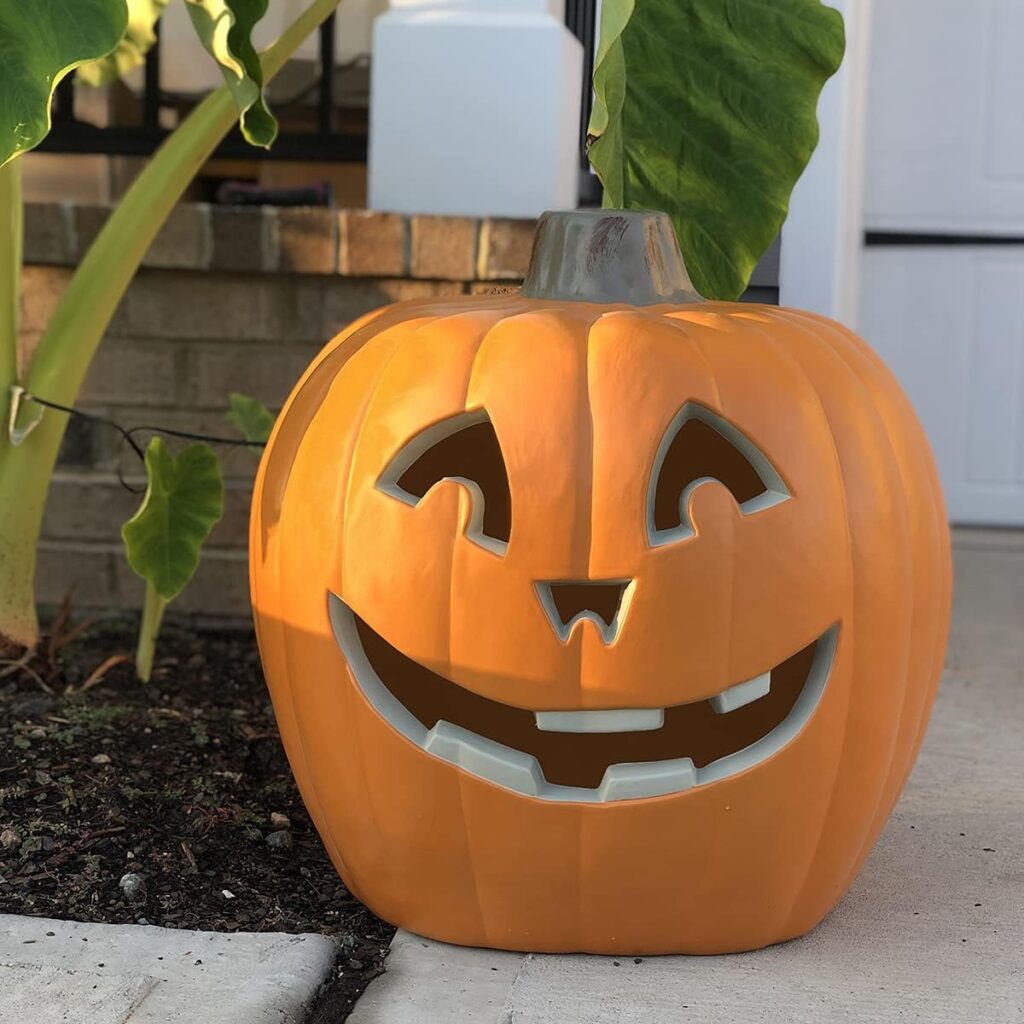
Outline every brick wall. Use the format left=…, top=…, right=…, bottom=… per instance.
left=21, top=202, right=779, bottom=622
left=21, top=203, right=538, bottom=621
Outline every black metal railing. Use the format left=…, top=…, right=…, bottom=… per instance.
left=41, top=5, right=601, bottom=191
left=566, top=0, right=601, bottom=204
left=40, top=14, right=366, bottom=163
left=565, top=0, right=598, bottom=171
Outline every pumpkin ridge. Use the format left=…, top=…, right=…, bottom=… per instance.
left=713, top=307, right=864, bottom=935
left=679, top=323, right=739, bottom=693
left=760, top=307, right=921, bottom=931
left=806, top=318, right=929, bottom=905
left=778, top=308, right=948, bottom=861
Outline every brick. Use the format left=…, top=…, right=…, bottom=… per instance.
left=477, top=217, right=536, bottom=280
left=171, top=549, right=251, bottom=616
left=80, top=339, right=182, bottom=406
left=72, top=204, right=111, bottom=259
left=261, top=273, right=327, bottom=342
left=18, top=329, right=41, bottom=371
left=322, top=277, right=464, bottom=337
left=83, top=404, right=265, bottom=481
left=19, top=265, right=71, bottom=332
left=36, top=541, right=120, bottom=610
left=410, top=215, right=478, bottom=281
left=188, top=342, right=319, bottom=409
left=211, top=481, right=255, bottom=548
left=114, top=270, right=322, bottom=343
left=339, top=210, right=406, bottom=277
left=210, top=206, right=272, bottom=272
left=23, top=203, right=73, bottom=264
left=70, top=202, right=210, bottom=268
left=277, top=207, right=337, bottom=274
left=468, top=281, right=520, bottom=296
left=43, top=472, right=253, bottom=549
left=144, top=203, right=211, bottom=269
left=55, top=411, right=102, bottom=468
left=114, top=547, right=251, bottom=616
left=43, top=472, right=137, bottom=542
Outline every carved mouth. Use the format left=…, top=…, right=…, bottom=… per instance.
left=329, top=593, right=838, bottom=803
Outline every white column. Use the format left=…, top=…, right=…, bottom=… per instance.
left=368, top=0, right=584, bottom=218
left=779, top=0, right=873, bottom=326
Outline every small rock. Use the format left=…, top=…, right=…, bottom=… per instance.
left=266, top=830, right=293, bottom=851
left=119, top=872, right=147, bottom=904
left=0, top=828, right=19, bottom=850
left=269, top=812, right=290, bottom=830
left=222, top=889, right=235, bottom=900
left=346, top=958, right=364, bottom=970
left=91, top=753, right=112, bottom=765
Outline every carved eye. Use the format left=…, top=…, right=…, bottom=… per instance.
left=377, top=410, right=511, bottom=555
left=647, top=403, right=789, bottom=546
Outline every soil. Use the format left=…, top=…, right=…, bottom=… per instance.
left=0, top=614, right=394, bottom=1021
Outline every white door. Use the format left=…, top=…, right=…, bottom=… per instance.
left=858, top=0, right=1024, bottom=525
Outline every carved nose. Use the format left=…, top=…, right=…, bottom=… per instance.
left=536, top=579, right=634, bottom=644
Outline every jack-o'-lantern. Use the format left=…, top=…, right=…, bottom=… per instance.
left=250, top=211, right=951, bottom=954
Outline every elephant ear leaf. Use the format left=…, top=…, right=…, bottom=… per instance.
left=226, top=392, right=275, bottom=444
left=185, top=0, right=277, bottom=148
left=77, top=0, right=170, bottom=88
left=589, top=0, right=845, bottom=301
left=122, top=437, right=225, bottom=603
left=0, top=0, right=128, bottom=167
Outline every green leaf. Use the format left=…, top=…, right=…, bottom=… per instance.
left=589, top=0, right=845, bottom=300
left=226, top=391, right=275, bottom=444
left=185, top=0, right=277, bottom=148
left=122, top=437, right=225, bottom=602
left=77, top=0, right=169, bottom=87
left=0, top=0, right=128, bottom=167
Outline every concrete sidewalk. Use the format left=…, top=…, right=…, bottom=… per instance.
left=0, top=915, right=336, bottom=1023
left=351, top=529, right=1024, bottom=1024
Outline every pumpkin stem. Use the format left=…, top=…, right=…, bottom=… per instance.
left=520, top=210, right=703, bottom=306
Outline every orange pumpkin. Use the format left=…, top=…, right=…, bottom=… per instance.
left=250, top=211, right=951, bottom=954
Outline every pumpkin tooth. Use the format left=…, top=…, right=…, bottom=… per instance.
left=534, top=709, right=665, bottom=734
left=424, top=720, right=546, bottom=798
left=598, top=758, right=697, bottom=801
left=709, top=672, right=771, bottom=714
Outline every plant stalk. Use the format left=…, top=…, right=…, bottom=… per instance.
left=0, top=158, right=31, bottom=647
left=0, top=0, right=341, bottom=647
left=135, top=581, right=167, bottom=682
left=0, top=157, right=20, bottom=387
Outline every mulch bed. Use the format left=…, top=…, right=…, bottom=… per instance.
left=0, top=613, right=394, bottom=1021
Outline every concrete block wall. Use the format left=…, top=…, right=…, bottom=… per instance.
left=20, top=203, right=538, bottom=620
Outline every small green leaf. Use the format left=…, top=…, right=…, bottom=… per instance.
left=77, top=0, right=170, bottom=88
left=0, top=0, right=128, bottom=167
left=589, top=0, right=845, bottom=300
left=122, top=437, right=225, bottom=602
left=185, top=0, right=277, bottom=148
left=226, top=391, right=275, bottom=444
